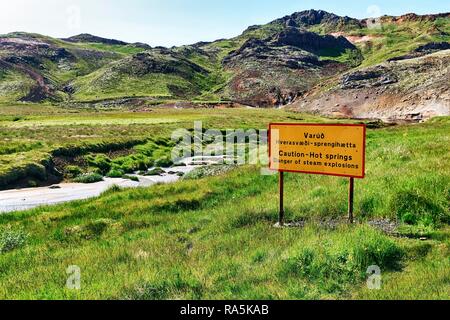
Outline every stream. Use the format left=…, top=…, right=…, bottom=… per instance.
left=0, top=156, right=230, bottom=213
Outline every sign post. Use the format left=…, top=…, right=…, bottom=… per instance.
left=269, top=123, right=366, bottom=224
left=348, top=177, right=355, bottom=223
left=279, top=171, right=285, bottom=226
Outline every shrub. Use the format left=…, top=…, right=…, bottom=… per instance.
left=28, top=163, right=47, bottom=180
left=135, top=141, right=158, bottom=156
left=118, top=161, right=135, bottom=173
left=27, top=180, right=38, bottom=188
left=279, top=227, right=404, bottom=293
left=63, top=219, right=113, bottom=241
left=65, top=165, right=83, bottom=178
left=112, top=154, right=153, bottom=173
left=173, top=162, right=187, bottom=167
left=391, top=190, right=445, bottom=226
left=146, top=167, right=165, bottom=176
left=122, top=175, right=139, bottom=182
left=73, top=173, right=103, bottom=184
left=87, top=166, right=103, bottom=175
left=106, top=169, right=125, bottom=178
left=155, top=157, right=173, bottom=168
left=135, top=157, right=153, bottom=171
left=121, top=274, right=203, bottom=300
left=0, top=227, right=28, bottom=253
left=346, top=49, right=363, bottom=67
left=101, top=184, right=122, bottom=196
left=85, top=154, right=112, bottom=175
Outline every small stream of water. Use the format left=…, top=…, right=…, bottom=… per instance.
left=0, top=156, right=230, bottom=213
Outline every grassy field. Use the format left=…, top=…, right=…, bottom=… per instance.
left=0, top=105, right=328, bottom=188
left=0, top=105, right=449, bottom=299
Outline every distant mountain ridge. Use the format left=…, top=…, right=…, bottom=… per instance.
left=0, top=9, right=449, bottom=120
left=269, top=9, right=363, bottom=31
left=62, top=33, right=129, bottom=45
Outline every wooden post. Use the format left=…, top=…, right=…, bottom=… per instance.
left=348, top=177, right=354, bottom=223
left=279, top=171, right=285, bottom=226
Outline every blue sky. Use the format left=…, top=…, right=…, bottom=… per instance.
left=0, top=0, right=449, bottom=46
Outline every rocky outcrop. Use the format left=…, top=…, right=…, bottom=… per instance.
left=223, top=38, right=321, bottom=68
left=388, top=42, right=450, bottom=61
left=63, top=33, right=128, bottom=45
left=291, top=50, right=450, bottom=121
left=341, top=66, right=398, bottom=89
left=222, top=27, right=355, bottom=107
left=273, top=28, right=355, bottom=53
left=379, top=12, right=450, bottom=24
left=415, top=42, right=450, bottom=53
left=271, top=9, right=363, bottom=31
left=130, top=42, right=152, bottom=50
left=0, top=36, right=75, bottom=65
left=224, top=27, right=355, bottom=68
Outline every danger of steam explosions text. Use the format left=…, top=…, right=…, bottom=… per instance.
left=269, top=123, right=366, bottom=178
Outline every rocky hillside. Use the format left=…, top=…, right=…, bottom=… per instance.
left=0, top=10, right=449, bottom=120
left=71, top=48, right=212, bottom=101
left=292, top=49, right=450, bottom=121
left=0, top=32, right=145, bottom=103
left=220, top=28, right=355, bottom=106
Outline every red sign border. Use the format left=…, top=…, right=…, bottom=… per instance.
left=268, top=123, right=366, bottom=179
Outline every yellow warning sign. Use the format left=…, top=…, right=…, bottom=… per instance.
left=269, top=123, right=366, bottom=178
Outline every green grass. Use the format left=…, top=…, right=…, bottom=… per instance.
left=72, top=72, right=190, bottom=101
left=353, top=18, right=450, bottom=67
left=0, top=162, right=447, bottom=299
left=73, top=172, right=103, bottom=183
left=353, top=230, right=450, bottom=299
left=0, top=106, right=448, bottom=299
left=0, top=70, right=35, bottom=103
left=76, top=43, right=146, bottom=56
left=0, top=226, right=28, bottom=253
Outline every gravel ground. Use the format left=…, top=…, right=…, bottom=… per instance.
left=274, top=217, right=400, bottom=236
